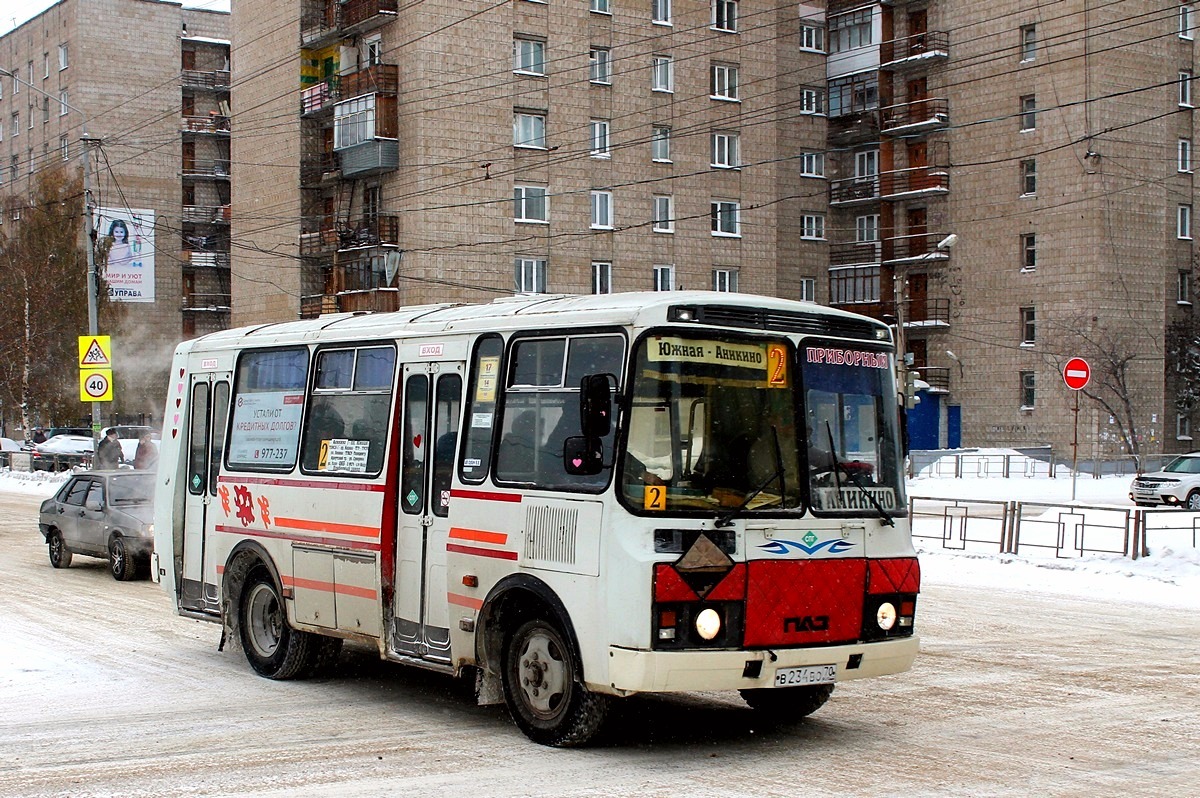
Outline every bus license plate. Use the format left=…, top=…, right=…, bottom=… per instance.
left=774, top=664, right=837, bottom=687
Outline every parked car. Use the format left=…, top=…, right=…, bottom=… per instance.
left=1, top=437, right=22, bottom=452
left=30, top=434, right=94, bottom=471
left=1129, top=453, right=1200, bottom=508
left=46, top=427, right=93, bottom=440
left=38, top=470, right=156, bottom=580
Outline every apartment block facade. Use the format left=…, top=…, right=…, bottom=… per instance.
left=231, top=0, right=1196, bottom=458
left=0, top=0, right=230, bottom=419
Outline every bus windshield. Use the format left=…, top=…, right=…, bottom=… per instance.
left=619, top=333, right=905, bottom=519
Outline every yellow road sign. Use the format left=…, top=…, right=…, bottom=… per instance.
left=78, top=336, right=112, bottom=367
left=80, top=368, right=114, bottom=402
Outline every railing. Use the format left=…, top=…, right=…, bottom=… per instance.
left=300, top=153, right=340, bottom=186
left=299, top=227, right=340, bottom=256
left=181, top=115, right=231, bottom=134
left=182, top=205, right=231, bottom=224
left=182, top=293, right=232, bottom=312
left=338, top=215, right=399, bottom=248
left=883, top=231, right=954, bottom=262
left=918, top=365, right=951, bottom=391
left=880, top=166, right=949, bottom=199
left=181, top=159, right=231, bottom=179
left=183, top=250, right=231, bottom=269
left=300, top=293, right=339, bottom=318
left=337, top=258, right=389, bottom=291
left=181, top=69, right=231, bottom=91
left=341, top=63, right=398, bottom=97
left=830, top=241, right=882, bottom=267
left=829, top=177, right=879, bottom=205
left=880, top=30, right=950, bottom=66
left=342, top=0, right=398, bottom=29
left=901, top=297, right=951, bottom=326
left=880, top=97, right=949, bottom=133
left=337, top=288, right=401, bottom=314
left=910, top=497, right=1011, bottom=553
left=301, top=80, right=336, bottom=114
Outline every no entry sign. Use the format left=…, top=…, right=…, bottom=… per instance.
left=1063, top=357, right=1091, bottom=391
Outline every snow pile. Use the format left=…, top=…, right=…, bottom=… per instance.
left=0, top=468, right=69, bottom=496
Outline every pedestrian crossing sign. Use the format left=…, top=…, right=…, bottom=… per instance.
left=78, top=336, right=112, bottom=367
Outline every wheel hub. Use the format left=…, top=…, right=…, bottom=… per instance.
left=518, top=633, right=567, bottom=717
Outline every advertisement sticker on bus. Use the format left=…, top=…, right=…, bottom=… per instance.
left=475, top=356, right=500, bottom=402
left=228, top=392, right=304, bottom=466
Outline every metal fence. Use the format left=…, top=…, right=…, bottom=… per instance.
left=909, top=449, right=1173, bottom=479
left=911, top=496, right=1197, bottom=558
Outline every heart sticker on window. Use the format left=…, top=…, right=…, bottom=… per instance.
left=572, top=458, right=583, bottom=468
left=413, top=434, right=422, bottom=449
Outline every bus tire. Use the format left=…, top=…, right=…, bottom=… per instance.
left=501, top=617, right=609, bottom=747
left=238, top=567, right=317, bottom=680
left=740, top=683, right=834, bottom=720
left=48, top=531, right=72, bottom=569
left=109, top=535, right=138, bottom=582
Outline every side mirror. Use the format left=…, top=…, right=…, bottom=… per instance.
left=579, top=374, right=613, bottom=439
left=86, top=499, right=103, bottom=512
left=563, top=436, right=604, bottom=476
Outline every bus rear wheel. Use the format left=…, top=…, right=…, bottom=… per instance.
left=501, top=617, right=609, bottom=747
left=740, top=684, right=834, bottom=721
left=239, top=568, right=324, bottom=680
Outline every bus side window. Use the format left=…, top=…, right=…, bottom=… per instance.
left=400, top=374, right=429, bottom=514
left=299, top=345, right=395, bottom=477
left=432, top=374, right=462, bottom=518
left=459, top=335, right=503, bottom=484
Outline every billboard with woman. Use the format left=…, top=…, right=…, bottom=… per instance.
left=95, top=206, right=155, bottom=303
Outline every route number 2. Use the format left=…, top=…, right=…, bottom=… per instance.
left=644, top=485, right=666, bottom=511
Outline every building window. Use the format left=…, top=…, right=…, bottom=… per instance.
left=58, top=91, right=68, bottom=116
left=364, top=35, right=383, bottom=65
left=652, top=125, right=671, bottom=162
left=856, top=214, right=879, bottom=242
left=801, top=152, right=824, bottom=177
left=1020, top=306, right=1036, bottom=344
left=1020, top=95, right=1037, bottom=130
left=60, top=135, right=68, bottom=161
left=592, top=261, right=613, bottom=294
left=43, top=98, right=50, bottom=124
left=799, top=277, right=816, bottom=302
left=711, top=64, right=739, bottom=101
left=11, top=112, right=17, bottom=137
left=1021, top=233, right=1037, bottom=270
left=1182, top=3, right=1195, bottom=39
left=58, top=44, right=68, bottom=70
left=711, top=132, right=740, bottom=168
left=42, top=52, right=49, bottom=79
left=590, top=120, right=610, bottom=157
left=1180, top=270, right=1193, bottom=304
left=333, top=95, right=377, bottom=148
left=1021, top=159, right=1037, bottom=195
left=800, top=88, right=824, bottom=114
left=828, top=73, right=877, bottom=117
left=711, top=201, right=741, bottom=237
left=591, top=0, right=610, bottom=14
left=1178, top=413, right=1192, bottom=440
left=801, top=214, right=826, bottom=240
left=513, top=37, right=546, bottom=75
left=9, top=155, right=16, bottom=182
left=12, top=73, right=18, bottom=94
left=829, top=265, right=880, bottom=303
left=855, top=149, right=879, bottom=179
left=591, top=190, right=613, bottom=229
left=800, top=24, right=825, bottom=52
left=1019, top=24, right=1037, bottom=61
left=1181, top=139, right=1193, bottom=172
left=1182, top=71, right=1194, bottom=107
left=1180, top=204, right=1193, bottom=239
left=712, top=268, right=738, bottom=292
left=1020, top=372, right=1036, bottom=409
left=653, top=264, right=675, bottom=291
left=712, top=0, right=738, bottom=32
left=652, top=55, right=673, bottom=92
left=514, top=111, right=547, bottom=149
left=515, top=257, right=547, bottom=293
left=589, top=48, right=611, bottom=84
left=828, top=9, right=872, bottom=53
left=653, top=194, right=674, bottom=232
left=513, top=185, right=549, bottom=223
left=27, top=105, right=33, bottom=129
left=653, top=0, right=671, bottom=25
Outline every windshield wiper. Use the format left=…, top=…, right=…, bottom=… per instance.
left=824, top=421, right=894, bottom=527
left=715, top=427, right=784, bottom=528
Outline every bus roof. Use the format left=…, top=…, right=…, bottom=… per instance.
left=183, top=292, right=891, bottom=351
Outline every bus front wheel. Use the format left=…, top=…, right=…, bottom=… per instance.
left=239, top=568, right=321, bottom=680
left=740, top=683, right=834, bottom=720
left=501, top=617, right=609, bottom=747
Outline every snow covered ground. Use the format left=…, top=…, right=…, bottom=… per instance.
left=7, top=454, right=1199, bottom=612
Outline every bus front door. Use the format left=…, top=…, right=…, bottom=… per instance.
left=394, top=362, right=464, bottom=664
left=180, top=373, right=231, bottom=614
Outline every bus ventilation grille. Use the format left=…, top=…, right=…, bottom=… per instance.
left=524, top=505, right=579, bottom=565
left=690, top=305, right=884, bottom=340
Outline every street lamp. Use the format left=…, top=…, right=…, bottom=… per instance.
left=0, top=68, right=102, bottom=440
left=895, top=233, right=957, bottom=405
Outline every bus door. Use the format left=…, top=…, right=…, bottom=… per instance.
left=180, top=372, right=231, bottom=614
left=393, top=361, right=464, bottom=664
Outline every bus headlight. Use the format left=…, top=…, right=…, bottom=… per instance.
left=876, top=602, right=897, bottom=631
left=695, top=608, right=721, bottom=640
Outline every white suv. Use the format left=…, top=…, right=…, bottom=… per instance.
left=1130, top=453, right=1200, bottom=508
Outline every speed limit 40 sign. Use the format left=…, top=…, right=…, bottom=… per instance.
left=79, top=368, right=114, bottom=402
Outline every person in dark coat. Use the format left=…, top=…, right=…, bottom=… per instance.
left=133, top=432, right=158, bottom=471
left=94, top=428, right=124, bottom=470
left=32, top=428, right=47, bottom=444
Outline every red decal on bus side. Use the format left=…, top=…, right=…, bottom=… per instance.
left=281, top=575, right=377, bottom=600
left=449, top=527, right=508, bottom=545
left=214, top=524, right=381, bottom=552
left=274, top=516, right=380, bottom=539
left=217, top=475, right=386, bottom=492
left=447, top=592, right=484, bottom=610
left=446, top=543, right=519, bottom=561
left=449, top=488, right=523, bottom=503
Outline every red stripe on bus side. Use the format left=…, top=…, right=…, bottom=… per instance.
left=214, top=525, right=380, bottom=552
left=274, top=516, right=379, bottom=539
left=446, top=543, right=519, bottom=561
left=217, top=475, right=386, bottom=492
left=449, top=527, right=508, bottom=545
left=449, top=488, right=523, bottom=503
left=447, top=592, right=484, bottom=610
left=281, top=575, right=377, bottom=600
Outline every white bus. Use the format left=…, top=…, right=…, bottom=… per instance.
left=153, top=291, right=920, bottom=746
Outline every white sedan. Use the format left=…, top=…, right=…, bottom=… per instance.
left=30, top=435, right=94, bottom=471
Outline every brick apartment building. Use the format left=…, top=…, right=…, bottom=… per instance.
left=0, top=0, right=230, bottom=420
left=231, top=0, right=1195, bottom=458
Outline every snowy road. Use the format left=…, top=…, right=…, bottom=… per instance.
left=2, top=490, right=1198, bottom=797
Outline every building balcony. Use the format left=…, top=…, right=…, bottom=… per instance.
left=342, top=63, right=398, bottom=98
left=300, top=152, right=340, bottom=187
left=338, top=138, right=399, bottom=178
left=182, top=115, right=231, bottom=135
left=890, top=297, right=951, bottom=328
left=300, top=226, right=340, bottom=256
left=337, top=215, right=399, bottom=250
left=301, top=80, right=337, bottom=115
left=829, top=177, right=879, bottom=206
left=880, top=31, right=950, bottom=70
left=302, top=0, right=398, bottom=45
left=879, top=166, right=949, bottom=201
left=830, top=241, right=882, bottom=268
left=182, top=293, right=231, bottom=312
left=182, top=159, right=231, bottom=180
left=182, top=69, right=231, bottom=91
left=883, top=232, right=954, bottom=264
left=182, top=205, right=231, bottom=224
left=183, top=250, right=231, bottom=269
left=880, top=97, right=949, bottom=135
left=341, top=0, right=398, bottom=36
left=300, top=1, right=339, bottom=47
left=915, top=365, right=951, bottom=393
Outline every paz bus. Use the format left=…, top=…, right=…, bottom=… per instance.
left=152, top=291, right=919, bottom=746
